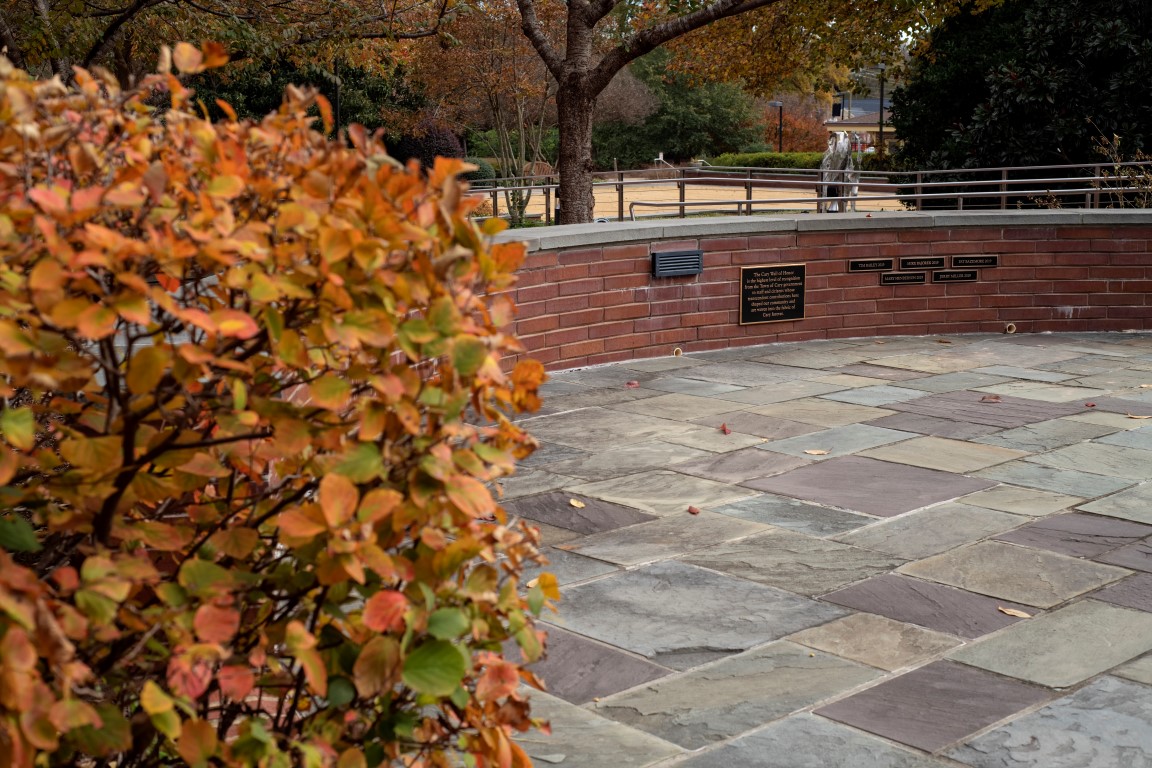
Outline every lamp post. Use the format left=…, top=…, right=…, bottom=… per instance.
left=877, top=64, right=886, bottom=159
left=768, top=100, right=783, bottom=154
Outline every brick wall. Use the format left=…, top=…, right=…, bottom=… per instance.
left=501, top=212, right=1152, bottom=370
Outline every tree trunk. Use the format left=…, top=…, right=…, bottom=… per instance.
left=556, top=87, right=597, bottom=224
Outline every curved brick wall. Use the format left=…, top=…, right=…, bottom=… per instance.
left=498, top=210, right=1152, bottom=370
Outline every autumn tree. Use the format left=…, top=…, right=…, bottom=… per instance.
left=0, top=44, right=552, bottom=768
left=515, top=0, right=990, bottom=222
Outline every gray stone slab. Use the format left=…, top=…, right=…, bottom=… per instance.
left=518, top=441, right=591, bottom=469
left=619, top=356, right=705, bottom=373
left=532, top=386, right=659, bottom=416
left=682, top=529, right=906, bottom=596
left=902, top=372, right=1017, bottom=393
left=834, top=363, right=935, bottom=381
left=789, top=613, right=960, bottom=671
left=521, top=547, right=619, bottom=586
left=1095, top=540, right=1152, bottom=572
left=975, top=461, right=1135, bottom=499
left=899, top=540, right=1129, bottom=608
left=821, top=385, right=931, bottom=407
left=822, top=574, right=1035, bottom=639
left=868, top=353, right=981, bottom=374
left=503, top=492, right=658, bottom=534
left=757, top=348, right=874, bottom=369
left=711, top=494, right=873, bottom=537
left=506, top=626, right=671, bottom=705
left=1079, top=483, right=1152, bottom=524
left=860, top=436, right=1026, bottom=473
left=563, top=511, right=769, bottom=566
left=749, top=456, right=995, bottom=517
left=567, top=470, right=759, bottom=517
left=959, top=485, right=1084, bottom=517
left=947, top=676, right=1152, bottom=768
left=949, top=600, right=1152, bottom=688
left=498, top=469, right=581, bottom=499
left=1114, top=655, right=1152, bottom=685
left=1097, top=424, right=1152, bottom=450
left=817, top=660, right=1052, bottom=752
left=1067, top=410, right=1152, bottom=430
left=1072, top=394, right=1152, bottom=414
left=993, top=513, right=1152, bottom=558
left=670, top=447, right=810, bottom=484
left=544, top=440, right=713, bottom=481
left=1070, top=369, right=1152, bottom=389
left=836, top=504, right=1028, bottom=560
left=659, top=426, right=766, bottom=452
left=639, top=377, right=746, bottom=397
left=545, top=561, right=847, bottom=670
left=517, top=690, right=681, bottom=768
left=592, top=641, right=879, bottom=750
left=689, top=411, right=823, bottom=440
left=972, top=365, right=1076, bottom=382
left=1025, top=441, right=1152, bottom=480
left=759, top=424, right=917, bottom=460
left=748, top=398, right=896, bottom=427
left=713, top=379, right=847, bottom=405
left=674, top=713, right=953, bottom=768
left=887, top=390, right=1084, bottom=428
left=864, top=412, right=1004, bottom=440
left=974, top=418, right=1118, bottom=452
left=609, top=392, right=750, bottom=420
left=550, top=366, right=663, bottom=388
left=1090, top=572, right=1152, bottom=612
left=524, top=407, right=690, bottom=450
left=678, top=361, right=794, bottom=387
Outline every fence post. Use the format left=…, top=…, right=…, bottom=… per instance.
left=617, top=172, right=625, bottom=221
left=745, top=170, right=753, bottom=215
left=544, top=181, right=552, bottom=225
left=679, top=168, right=686, bottom=218
left=915, top=172, right=923, bottom=211
left=490, top=188, right=499, bottom=220
left=1000, top=169, right=1008, bottom=210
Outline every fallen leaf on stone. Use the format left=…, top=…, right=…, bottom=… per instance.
left=555, top=544, right=576, bottom=551
left=804, top=449, right=830, bottom=455
left=569, top=498, right=586, bottom=508
left=997, top=606, right=1032, bottom=618
left=534, top=755, right=567, bottom=765
left=1128, top=413, right=1152, bottom=420
left=979, top=394, right=1002, bottom=403
left=1141, top=384, right=1152, bottom=388
left=874, top=340, right=887, bottom=344
left=687, top=506, right=701, bottom=515
left=625, top=380, right=640, bottom=388
left=719, top=423, right=732, bottom=435
left=937, top=339, right=953, bottom=344
left=1085, top=402, right=1096, bottom=408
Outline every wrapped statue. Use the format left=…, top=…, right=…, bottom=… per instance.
left=817, top=131, right=859, bottom=213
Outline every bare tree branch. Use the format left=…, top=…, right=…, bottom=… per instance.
left=515, top=0, right=563, bottom=79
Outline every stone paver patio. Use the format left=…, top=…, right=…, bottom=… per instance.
left=505, top=332, right=1152, bottom=767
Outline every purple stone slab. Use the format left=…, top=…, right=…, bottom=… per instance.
left=749, top=456, right=994, bottom=517
left=1097, top=540, right=1152, bottom=572
left=821, top=573, right=1034, bottom=639
left=886, top=391, right=1084, bottom=428
left=1092, top=573, right=1152, bottom=612
left=503, top=491, right=656, bottom=535
left=690, top=411, right=823, bottom=440
left=504, top=625, right=672, bottom=704
left=994, top=513, right=1152, bottom=558
left=815, top=661, right=1051, bottom=753
left=864, top=412, right=1003, bottom=440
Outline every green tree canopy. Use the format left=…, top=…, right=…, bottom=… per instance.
left=891, top=0, right=1152, bottom=169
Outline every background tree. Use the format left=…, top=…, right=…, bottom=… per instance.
left=892, top=0, right=1152, bottom=169
left=0, top=45, right=551, bottom=768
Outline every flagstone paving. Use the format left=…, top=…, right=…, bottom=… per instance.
left=504, top=333, right=1152, bottom=766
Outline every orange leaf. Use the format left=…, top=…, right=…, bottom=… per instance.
left=200, top=42, right=230, bottom=69
left=278, top=506, right=327, bottom=539
left=193, top=604, right=240, bottom=644
left=172, top=42, right=204, bottom=74
left=997, top=606, right=1032, bottom=618
left=476, top=660, right=520, bottom=703
left=177, top=718, right=218, bottom=766
left=446, top=475, right=495, bottom=518
left=76, top=304, right=118, bottom=340
left=979, top=394, right=1002, bottom=403
left=167, top=655, right=212, bottom=700
left=210, top=309, right=260, bottom=339
left=687, top=506, right=701, bottom=515
left=362, top=591, right=408, bottom=633
left=319, top=473, right=358, bottom=528
left=217, top=665, right=254, bottom=700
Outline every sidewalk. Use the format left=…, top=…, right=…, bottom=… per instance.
left=506, top=332, right=1152, bottom=768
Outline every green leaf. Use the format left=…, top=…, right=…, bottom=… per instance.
left=178, top=559, right=233, bottom=597
left=1, top=407, right=35, bottom=450
left=334, top=443, right=384, bottom=483
left=401, top=640, right=469, bottom=696
left=451, top=336, right=488, bottom=378
left=426, top=608, right=469, bottom=640
left=0, top=515, right=40, bottom=553
left=326, top=676, right=356, bottom=708
left=71, top=704, right=131, bottom=756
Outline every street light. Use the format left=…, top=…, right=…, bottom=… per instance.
left=767, top=100, right=783, bottom=154
left=876, top=64, right=887, bottom=159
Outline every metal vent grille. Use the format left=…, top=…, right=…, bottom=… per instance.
left=652, top=250, right=704, bottom=278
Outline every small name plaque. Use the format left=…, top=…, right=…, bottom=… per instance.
left=900, top=257, right=946, bottom=271
left=933, top=270, right=979, bottom=283
left=881, top=272, right=926, bottom=285
left=849, top=258, right=895, bottom=272
left=739, top=264, right=806, bottom=325
left=952, top=255, right=999, bottom=268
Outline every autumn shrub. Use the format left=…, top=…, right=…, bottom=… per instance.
left=0, top=43, right=553, bottom=768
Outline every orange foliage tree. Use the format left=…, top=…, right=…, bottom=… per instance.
left=0, top=43, right=551, bottom=768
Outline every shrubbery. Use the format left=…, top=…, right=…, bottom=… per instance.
left=711, top=152, right=826, bottom=169
left=0, top=44, right=551, bottom=768
left=462, top=158, right=498, bottom=185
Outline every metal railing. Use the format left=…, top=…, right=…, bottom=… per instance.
left=467, top=161, right=1152, bottom=224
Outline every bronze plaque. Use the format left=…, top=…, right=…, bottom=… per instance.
left=933, top=270, right=979, bottom=283
left=740, top=264, right=806, bottom=325
left=849, top=258, right=895, bottom=272
left=881, top=272, right=926, bottom=285
left=953, top=255, right=999, bottom=268
left=899, top=257, right=946, bottom=271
